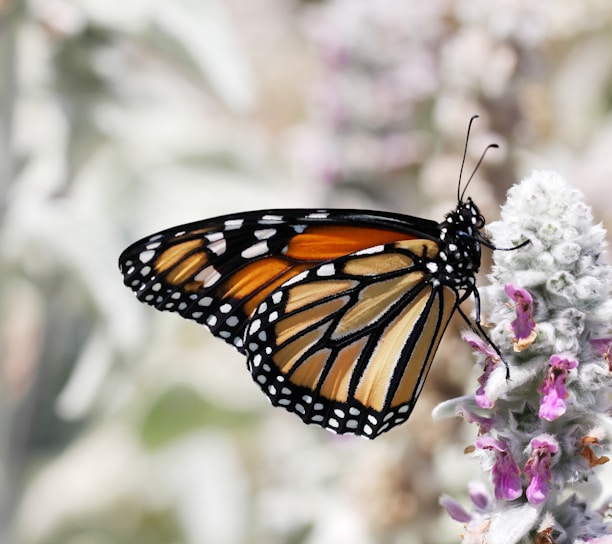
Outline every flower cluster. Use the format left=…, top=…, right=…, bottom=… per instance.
left=437, top=171, right=612, bottom=543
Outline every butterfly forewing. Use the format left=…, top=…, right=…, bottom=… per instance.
left=243, top=240, right=459, bottom=438
left=119, top=209, right=439, bottom=352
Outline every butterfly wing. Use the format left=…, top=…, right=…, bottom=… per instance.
left=243, top=239, right=459, bottom=438
left=119, top=209, right=441, bottom=353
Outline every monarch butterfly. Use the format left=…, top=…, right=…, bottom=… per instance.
left=119, top=117, right=516, bottom=438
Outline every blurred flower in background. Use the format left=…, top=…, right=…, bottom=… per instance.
left=1, top=1, right=612, bottom=543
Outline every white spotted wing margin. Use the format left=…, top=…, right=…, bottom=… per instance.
left=243, top=240, right=459, bottom=439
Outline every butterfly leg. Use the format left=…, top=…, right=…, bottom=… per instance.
left=456, top=302, right=511, bottom=380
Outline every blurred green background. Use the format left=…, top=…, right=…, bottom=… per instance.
left=2, top=1, right=612, bottom=543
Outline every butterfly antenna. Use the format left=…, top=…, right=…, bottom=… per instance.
left=459, top=143, right=499, bottom=202
left=458, top=114, right=480, bottom=202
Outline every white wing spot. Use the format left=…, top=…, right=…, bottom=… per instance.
left=271, top=292, right=283, bottom=304
left=194, top=266, right=221, bottom=287
left=317, top=264, right=335, bottom=277
left=285, top=271, right=308, bottom=286
left=205, top=232, right=224, bottom=242
left=208, top=239, right=226, bottom=256
left=241, top=241, right=268, bottom=259
left=139, top=250, right=155, bottom=263
left=306, top=212, right=329, bottom=219
left=206, top=315, right=217, bottom=327
left=199, top=297, right=213, bottom=306
left=140, top=266, right=151, bottom=276
left=249, top=319, right=261, bottom=335
left=261, top=214, right=283, bottom=222
left=255, top=228, right=276, bottom=240
left=224, top=219, right=244, bottom=230
left=220, top=303, right=232, bottom=313
left=354, top=245, right=385, bottom=256
left=226, top=316, right=239, bottom=327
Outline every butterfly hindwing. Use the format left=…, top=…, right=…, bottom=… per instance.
left=243, top=239, right=459, bottom=438
left=119, top=209, right=440, bottom=352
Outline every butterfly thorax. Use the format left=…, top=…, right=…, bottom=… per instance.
left=432, top=197, right=485, bottom=291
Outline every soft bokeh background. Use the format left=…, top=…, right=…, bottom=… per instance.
left=2, top=1, right=612, bottom=543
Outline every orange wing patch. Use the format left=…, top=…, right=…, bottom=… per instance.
left=283, top=225, right=416, bottom=260
left=220, top=257, right=312, bottom=316
left=155, top=239, right=205, bottom=274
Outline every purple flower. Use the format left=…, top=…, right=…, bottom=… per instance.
left=440, top=495, right=472, bottom=523
left=467, top=481, right=492, bottom=511
left=463, top=332, right=499, bottom=409
left=524, top=435, right=559, bottom=505
left=475, top=436, right=522, bottom=501
left=538, top=353, right=578, bottom=421
left=458, top=406, right=495, bottom=435
left=440, top=482, right=493, bottom=524
left=504, top=284, right=537, bottom=351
